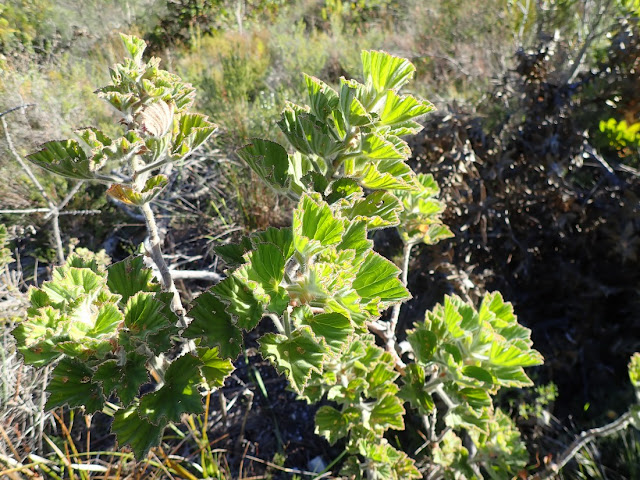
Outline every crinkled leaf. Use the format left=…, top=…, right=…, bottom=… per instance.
left=399, top=363, right=435, bottom=414
left=360, top=133, right=405, bottom=160
left=315, top=406, right=353, bottom=445
left=361, top=50, right=416, bottom=93
left=252, top=226, right=294, bottom=261
left=107, top=256, right=159, bottom=305
left=106, top=175, right=168, bottom=206
left=27, top=140, right=95, bottom=180
left=139, top=354, right=204, bottom=424
left=184, top=292, right=243, bottom=358
left=46, top=358, right=104, bottom=412
left=94, top=352, right=149, bottom=405
left=293, top=307, right=353, bottom=354
left=380, top=91, right=434, bottom=128
left=237, top=139, right=291, bottom=192
left=293, top=194, right=344, bottom=258
left=353, top=251, right=409, bottom=306
left=122, top=292, right=174, bottom=342
left=112, top=404, right=166, bottom=459
left=278, top=104, right=343, bottom=158
left=305, top=74, right=339, bottom=122
left=120, top=33, right=146, bottom=64
left=259, top=326, right=327, bottom=393
left=407, top=327, right=437, bottom=364
left=347, top=191, right=401, bottom=230
left=171, top=113, right=217, bottom=158
left=326, top=178, right=363, bottom=204
left=358, top=157, right=418, bottom=191
left=629, top=353, right=640, bottom=390
left=198, top=347, right=234, bottom=389
left=211, top=276, right=264, bottom=330
left=370, top=394, right=405, bottom=432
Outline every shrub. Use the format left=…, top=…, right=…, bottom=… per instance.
left=9, top=34, right=640, bottom=479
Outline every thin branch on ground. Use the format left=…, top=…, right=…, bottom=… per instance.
left=529, top=409, right=634, bottom=479
left=2, top=111, right=66, bottom=263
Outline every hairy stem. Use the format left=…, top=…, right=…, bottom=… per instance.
left=140, top=202, right=185, bottom=325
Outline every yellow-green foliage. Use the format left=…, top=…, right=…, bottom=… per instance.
left=599, top=118, right=640, bottom=154
left=0, top=0, right=53, bottom=56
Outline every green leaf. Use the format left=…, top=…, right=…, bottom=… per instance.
left=237, top=139, right=291, bottom=192
left=358, top=157, right=418, bottom=191
left=339, top=78, right=374, bottom=127
left=629, top=353, right=640, bottom=390
left=293, top=194, right=344, bottom=258
left=184, top=292, right=243, bottom=358
left=259, top=326, right=327, bottom=393
left=380, top=91, right=434, bottom=128
left=27, top=140, right=95, bottom=180
left=107, top=256, right=159, bottom=305
left=252, top=227, right=294, bottom=261
left=120, top=33, right=147, bottom=64
left=46, top=358, right=104, bottom=412
left=305, top=74, right=339, bottom=122
left=112, top=404, right=166, bottom=459
left=344, top=438, right=421, bottom=480
left=122, top=292, right=174, bottom=342
left=462, top=365, right=495, bottom=385
left=370, top=394, right=405, bottom=432
left=278, top=104, right=343, bottom=159
left=361, top=50, right=416, bottom=93
left=347, top=191, right=401, bottom=230
left=198, top=347, right=234, bottom=389
left=294, top=307, right=354, bottom=354
left=399, top=364, right=435, bottom=414
left=353, top=251, right=409, bottom=306
left=94, top=352, right=149, bottom=405
left=315, top=406, right=353, bottom=444
left=106, top=175, right=168, bottom=206
left=211, top=276, right=265, bottom=330
left=361, top=133, right=405, bottom=160
left=457, top=387, right=493, bottom=410
left=326, top=178, right=363, bottom=204
left=407, top=327, right=437, bottom=364
left=247, top=242, right=286, bottom=286
left=337, top=220, right=372, bottom=265
left=139, top=354, right=204, bottom=424
left=171, top=113, right=217, bottom=158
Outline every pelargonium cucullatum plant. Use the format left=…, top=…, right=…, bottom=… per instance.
left=12, top=34, right=640, bottom=479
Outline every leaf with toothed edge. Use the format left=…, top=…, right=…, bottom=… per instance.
left=46, top=358, right=104, bottom=412
left=27, top=140, right=95, bottom=180
left=138, top=354, right=204, bottom=425
left=259, top=327, right=327, bottom=394
left=112, top=404, right=167, bottom=459
left=107, top=256, right=159, bottom=305
left=184, top=292, right=243, bottom=358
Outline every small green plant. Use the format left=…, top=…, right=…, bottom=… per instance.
left=10, top=35, right=640, bottom=479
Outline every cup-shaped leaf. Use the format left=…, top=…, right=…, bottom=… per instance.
left=28, top=140, right=95, bottom=180
left=106, top=175, right=168, bottom=206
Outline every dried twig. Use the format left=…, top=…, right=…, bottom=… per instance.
left=528, top=409, right=634, bottom=479
left=1, top=111, right=65, bottom=263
